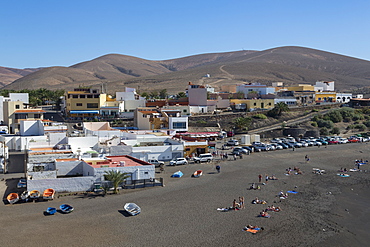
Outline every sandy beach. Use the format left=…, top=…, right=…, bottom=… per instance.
left=1, top=142, right=369, bottom=247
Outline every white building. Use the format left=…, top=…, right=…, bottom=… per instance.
left=336, top=93, right=352, bottom=103
left=315, top=81, right=335, bottom=92
left=237, top=83, right=276, bottom=98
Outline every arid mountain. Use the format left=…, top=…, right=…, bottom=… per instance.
left=4, top=46, right=370, bottom=93
left=0, top=67, right=40, bottom=87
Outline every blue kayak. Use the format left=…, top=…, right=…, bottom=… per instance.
left=46, top=207, right=57, bottom=215
left=60, top=204, right=74, bottom=213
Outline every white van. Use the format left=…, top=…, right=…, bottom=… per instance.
left=193, top=153, right=213, bottom=163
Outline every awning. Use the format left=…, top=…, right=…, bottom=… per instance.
left=70, top=110, right=99, bottom=114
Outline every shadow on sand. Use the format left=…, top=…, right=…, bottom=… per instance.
left=118, top=209, right=132, bottom=217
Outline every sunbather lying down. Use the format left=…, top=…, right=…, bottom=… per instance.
left=259, top=211, right=270, bottom=217
left=251, top=197, right=267, bottom=204
left=243, top=225, right=264, bottom=233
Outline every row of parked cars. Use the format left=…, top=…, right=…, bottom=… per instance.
left=230, top=135, right=367, bottom=154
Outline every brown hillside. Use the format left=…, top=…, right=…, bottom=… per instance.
left=0, top=67, right=39, bottom=87
left=4, top=46, right=370, bottom=93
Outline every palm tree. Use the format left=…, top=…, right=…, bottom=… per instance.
left=274, top=102, right=290, bottom=116
left=103, top=170, right=130, bottom=194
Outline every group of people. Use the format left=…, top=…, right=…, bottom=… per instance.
left=251, top=197, right=267, bottom=204
left=232, top=197, right=245, bottom=210
left=286, top=166, right=303, bottom=175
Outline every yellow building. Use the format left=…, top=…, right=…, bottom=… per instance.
left=3, top=100, right=45, bottom=134
left=286, top=84, right=315, bottom=91
left=230, top=99, right=274, bottom=111
left=65, top=88, right=107, bottom=118
left=315, top=91, right=337, bottom=103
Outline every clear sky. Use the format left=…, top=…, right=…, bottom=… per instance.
left=1, top=0, right=370, bottom=68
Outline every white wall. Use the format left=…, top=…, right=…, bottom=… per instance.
left=68, top=136, right=99, bottom=153
left=9, top=93, right=29, bottom=104
left=20, top=120, right=45, bottom=136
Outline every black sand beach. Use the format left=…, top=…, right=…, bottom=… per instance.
left=1, top=143, right=369, bottom=247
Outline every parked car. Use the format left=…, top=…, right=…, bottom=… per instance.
left=348, top=138, right=359, bottom=143
left=233, top=147, right=248, bottom=154
left=241, top=146, right=254, bottom=153
left=148, top=159, right=165, bottom=167
left=226, top=139, right=239, bottom=146
left=193, top=153, right=213, bottom=163
left=17, top=178, right=27, bottom=189
left=169, top=158, right=188, bottom=166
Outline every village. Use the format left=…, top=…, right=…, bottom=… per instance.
left=0, top=80, right=368, bottom=201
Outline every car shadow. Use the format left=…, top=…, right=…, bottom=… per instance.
left=118, top=209, right=131, bottom=217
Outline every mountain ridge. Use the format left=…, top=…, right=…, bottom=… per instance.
left=3, top=46, right=370, bottom=93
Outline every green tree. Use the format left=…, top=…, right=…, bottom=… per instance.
left=233, top=117, right=252, bottom=130
left=103, top=170, right=130, bottom=194
left=268, top=102, right=289, bottom=117
left=159, top=89, right=167, bottom=99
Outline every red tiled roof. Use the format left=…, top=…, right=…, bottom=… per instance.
left=15, top=109, right=45, bottom=113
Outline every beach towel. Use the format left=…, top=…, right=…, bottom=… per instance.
left=242, top=227, right=262, bottom=233
left=287, top=190, right=298, bottom=194
left=337, top=174, right=350, bottom=177
left=217, top=207, right=230, bottom=212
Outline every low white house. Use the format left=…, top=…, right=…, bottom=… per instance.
left=26, top=155, right=155, bottom=193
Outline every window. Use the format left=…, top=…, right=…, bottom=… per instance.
left=76, top=103, right=82, bottom=106
left=87, top=103, right=98, bottom=108
left=72, top=95, right=78, bottom=98
left=15, top=105, right=20, bottom=109
left=33, top=114, right=41, bottom=118
left=80, top=95, right=85, bottom=98
left=87, top=95, right=93, bottom=98
left=173, top=122, right=186, bottom=129
left=15, top=114, right=27, bottom=119
left=94, top=95, right=99, bottom=98
left=253, top=102, right=257, bottom=106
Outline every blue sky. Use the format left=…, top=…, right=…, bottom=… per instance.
left=1, top=0, right=370, bottom=68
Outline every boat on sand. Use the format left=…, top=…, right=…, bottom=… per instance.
left=192, top=170, right=203, bottom=178
left=29, top=190, right=40, bottom=199
left=7, top=193, right=19, bottom=204
left=124, top=203, right=141, bottom=216
left=45, top=207, right=57, bottom=215
left=43, top=188, right=55, bottom=200
left=60, top=204, right=74, bottom=213
left=20, top=191, right=30, bottom=201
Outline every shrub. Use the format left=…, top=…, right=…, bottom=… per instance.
left=317, top=119, right=334, bottom=129
left=354, top=124, right=367, bottom=131
left=364, top=120, right=370, bottom=127
left=325, top=110, right=343, bottom=123
left=320, top=127, right=329, bottom=135
left=352, top=114, right=365, bottom=121
left=311, top=121, right=318, bottom=127
left=331, top=127, right=340, bottom=135
left=311, top=109, right=319, bottom=112
left=253, top=114, right=267, bottom=119
left=338, top=107, right=355, bottom=119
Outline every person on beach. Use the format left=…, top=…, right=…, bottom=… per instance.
left=265, top=174, right=268, bottom=183
left=239, top=196, right=245, bottom=209
left=216, top=165, right=221, bottom=173
left=258, top=174, right=262, bottom=182
left=305, top=155, right=308, bottom=161
left=306, top=156, right=310, bottom=163
left=232, top=199, right=239, bottom=210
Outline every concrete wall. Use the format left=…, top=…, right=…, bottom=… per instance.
left=27, top=176, right=97, bottom=193
left=56, top=160, right=85, bottom=176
